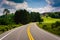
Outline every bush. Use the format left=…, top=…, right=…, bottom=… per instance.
left=51, top=21, right=60, bottom=29
left=0, top=24, right=21, bottom=34
left=42, top=25, right=47, bottom=30
left=51, top=23, right=56, bottom=29
left=55, top=21, right=60, bottom=26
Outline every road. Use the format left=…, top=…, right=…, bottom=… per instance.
left=0, top=23, right=60, bottom=40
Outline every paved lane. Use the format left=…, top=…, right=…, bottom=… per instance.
left=0, top=23, right=60, bottom=40
left=27, top=25, right=34, bottom=40
left=0, top=25, right=29, bottom=40
left=30, top=23, right=60, bottom=40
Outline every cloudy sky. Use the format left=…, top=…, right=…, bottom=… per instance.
left=0, top=0, right=60, bottom=15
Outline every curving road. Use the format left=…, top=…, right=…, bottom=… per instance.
left=0, top=23, right=60, bottom=40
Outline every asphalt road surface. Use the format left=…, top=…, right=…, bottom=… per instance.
left=0, top=23, right=60, bottom=40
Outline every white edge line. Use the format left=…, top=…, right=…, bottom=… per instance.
left=35, top=23, right=60, bottom=40
left=0, top=30, right=15, bottom=40
left=0, top=26, right=24, bottom=40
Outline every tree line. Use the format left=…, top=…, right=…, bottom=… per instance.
left=43, top=12, right=60, bottom=18
left=1, top=9, right=60, bottom=25
left=0, top=9, right=43, bottom=25
left=14, top=9, right=43, bottom=24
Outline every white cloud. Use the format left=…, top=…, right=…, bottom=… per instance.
left=0, top=8, right=16, bottom=15
left=29, top=0, right=59, bottom=13
left=52, top=7, right=60, bottom=12
left=1, top=0, right=54, bottom=14
left=45, top=0, right=60, bottom=12
left=0, top=0, right=28, bottom=15
left=4, top=1, right=28, bottom=9
left=0, top=0, right=60, bottom=15
left=0, top=8, right=4, bottom=15
left=26, top=5, right=54, bottom=13
left=0, top=0, right=6, bottom=8
left=46, top=0, right=55, bottom=5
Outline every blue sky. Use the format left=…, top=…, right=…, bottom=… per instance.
left=7, top=0, right=24, bottom=3
left=6, top=0, right=48, bottom=8
left=50, top=0, right=60, bottom=7
left=26, top=0, right=48, bottom=8
left=0, top=0, right=60, bottom=15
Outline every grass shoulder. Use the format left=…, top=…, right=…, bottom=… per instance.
left=37, top=22, right=60, bottom=36
left=0, top=24, right=22, bottom=35
left=37, top=17, right=60, bottom=36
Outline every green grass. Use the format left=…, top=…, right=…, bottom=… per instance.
left=0, top=24, right=22, bottom=34
left=37, top=17, right=60, bottom=36
left=42, top=17, right=60, bottom=23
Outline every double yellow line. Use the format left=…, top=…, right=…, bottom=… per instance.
left=27, top=26, right=34, bottom=40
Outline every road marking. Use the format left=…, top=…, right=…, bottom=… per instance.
left=0, top=26, right=23, bottom=40
left=27, top=26, right=34, bottom=40
left=0, top=30, right=15, bottom=40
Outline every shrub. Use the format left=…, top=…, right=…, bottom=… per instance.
left=42, top=25, right=47, bottom=30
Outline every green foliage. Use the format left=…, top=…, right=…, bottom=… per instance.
left=37, top=14, right=60, bottom=36
left=42, top=16, right=60, bottom=23
left=0, top=14, right=15, bottom=25
left=51, top=21, right=60, bottom=29
left=30, top=12, right=43, bottom=22
left=14, top=9, right=43, bottom=24
left=44, top=12, right=60, bottom=18
left=0, top=24, right=22, bottom=34
left=14, top=9, right=30, bottom=24
left=0, top=9, right=43, bottom=34
left=37, top=21, right=60, bottom=36
left=42, top=25, right=47, bottom=30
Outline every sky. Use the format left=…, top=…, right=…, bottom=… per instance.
left=0, top=0, right=60, bottom=15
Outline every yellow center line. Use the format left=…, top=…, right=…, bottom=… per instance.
left=27, top=26, right=34, bottom=40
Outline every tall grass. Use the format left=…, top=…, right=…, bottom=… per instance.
left=0, top=24, right=22, bottom=34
